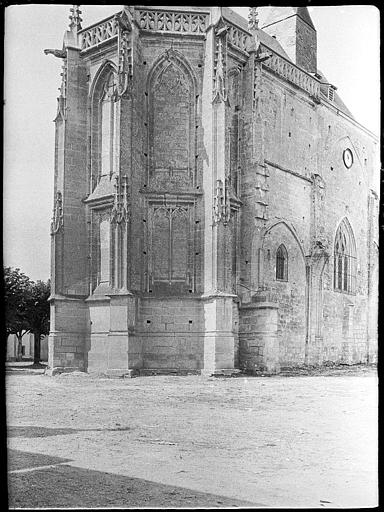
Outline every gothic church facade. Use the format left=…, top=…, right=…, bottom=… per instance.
left=47, top=6, right=379, bottom=375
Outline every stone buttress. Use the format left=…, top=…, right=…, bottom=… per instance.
left=47, top=6, right=379, bottom=375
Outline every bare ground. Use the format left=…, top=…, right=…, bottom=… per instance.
left=6, top=364, right=378, bottom=508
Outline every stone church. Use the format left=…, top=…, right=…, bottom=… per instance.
left=46, top=5, right=379, bottom=376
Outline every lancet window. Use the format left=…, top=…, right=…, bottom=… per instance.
left=100, top=72, right=116, bottom=177
left=276, top=244, right=288, bottom=281
left=228, top=69, right=241, bottom=195
left=334, top=219, right=356, bottom=293
left=147, top=53, right=196, bottom=187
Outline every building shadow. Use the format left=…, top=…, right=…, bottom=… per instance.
left=7, top=425, right=133, bottom=439
left=7, top=449, right=261, bottom=508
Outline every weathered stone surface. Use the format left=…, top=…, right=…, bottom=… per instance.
left=48, top=6, right=379, bottom=376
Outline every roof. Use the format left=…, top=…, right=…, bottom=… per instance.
left=295, top=7, right=315, bottom=29
left=221, top=7, right=292, bottom=61
left=261, top=7, right=315, bottom=31
left=317, top=69, right=355, bottom=119
left=256, top=29, right=291, bottom=61
left=221, top=6, right=249, bottom=31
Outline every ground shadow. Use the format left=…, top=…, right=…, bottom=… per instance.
left=7, top=448, right=73, bottom=472
left=7, top=425, right=132, bottom=438
left=7, top=449, right=261, bottom=508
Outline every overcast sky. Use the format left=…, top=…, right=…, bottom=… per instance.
left=3, top=5, right=380, bottom=282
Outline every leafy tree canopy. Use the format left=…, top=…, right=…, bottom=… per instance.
left=4, top=267, right=50, bottom=361
left=28, top=279, right=51, bottom=337
left=4, top=267, right=33, bottom=338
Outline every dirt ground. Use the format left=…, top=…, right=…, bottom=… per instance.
left=6, top=364, right=378, bottom=508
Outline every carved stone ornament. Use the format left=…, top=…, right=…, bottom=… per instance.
left=213, top=178, right=231, bottom=225
left=43, top=48, right=66, bottom=58
left=113, top=11, right=133, bottom=100
left=138, top=9, right=208, bottom=34
left=69, top=5, right=82, bottom=33
left=248, top=7, right=259, bottom=32
left=111, top=175, right=129, bottom=224
left=50, top=191, right=64, bottom=235
left=213, top=20, right=228, bottom=103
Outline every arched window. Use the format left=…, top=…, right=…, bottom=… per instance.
left=228, top=69, right=241, bottom=195
left=334, top=219, right=356, bottom=293
left=100, top=72, right=116, bottom=176
left=276, top=244, right=288, bottom=281
left=147, top=51, right=196, bottom=189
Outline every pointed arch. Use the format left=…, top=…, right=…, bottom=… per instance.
left=90, top=61, right=118, bottom=181
left=332, top=135, right=363, bottom=169
left=146, top=49, right=197, bottom=186
left=227, top=66, right=242, bottom=108
left=276, top=244, right=288, bottom=281
left=146, top=49, right=197, bottom=93
left=333, top=217, right=356, bottom=293
left=228, top=66, right=242, bottom=195
left=262, top=219, right=306, bottom=261
left=90, top=60, right=118, bottom=103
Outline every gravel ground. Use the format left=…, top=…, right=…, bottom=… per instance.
left=6, top=364, right=378, bottom=508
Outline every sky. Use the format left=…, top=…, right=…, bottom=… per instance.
left=3, top=5, right=380, bottom=282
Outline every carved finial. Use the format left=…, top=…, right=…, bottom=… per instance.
left=69, top=5, right=82, bottom=32
left=248, top=7, right=259, bottom=31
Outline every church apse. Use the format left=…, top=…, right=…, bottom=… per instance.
left=46, top=6, right=378, bottom=376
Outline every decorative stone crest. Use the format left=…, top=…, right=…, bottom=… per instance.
left=213, top=178, right=231, bottom=225
left=213, top=19, right=228, bottom=103
left=51, top=191, right=64, bottom=235
left=111, top=175, right=129, bottom=224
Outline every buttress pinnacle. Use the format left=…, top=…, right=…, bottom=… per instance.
left=69, top=5, right=82, bottom=32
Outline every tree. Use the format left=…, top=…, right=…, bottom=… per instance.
left=28, top=280, right=50, bottom=364
left=4, top=267, right=50, bottom=363
left=4, top=267, right=33, bottom=361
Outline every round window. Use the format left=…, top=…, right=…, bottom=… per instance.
left=343, top=148, right=353, bottom=169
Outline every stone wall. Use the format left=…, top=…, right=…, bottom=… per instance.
left=49, top=6, right=378, bottom=376
left=138, top=298, right=204, bottom=370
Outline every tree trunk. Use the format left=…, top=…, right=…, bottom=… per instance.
left=33, top=331, right=41, bottom=364
left=16, top=333, right=23, bottom=361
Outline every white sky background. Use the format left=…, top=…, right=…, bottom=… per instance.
left=3, top=5, right=380, bottom=282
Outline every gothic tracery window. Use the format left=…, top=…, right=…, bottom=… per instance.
left=150, top=206, right=190, bottom=290
left=334, top=219, right=356, bottom=293
left=276, top=244, right=288, bottom=281
left=100, top=72, right=116, bottom=177
left=228, top=69, right=241, bottom=195
left=150, top=62, right=192, bottom=177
